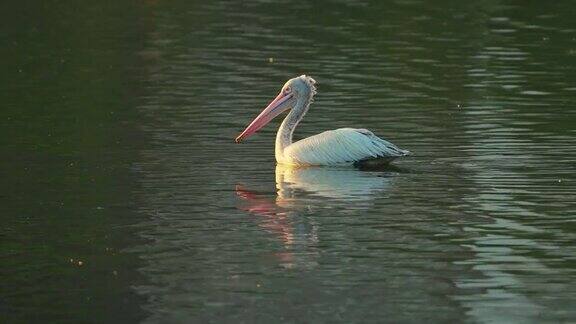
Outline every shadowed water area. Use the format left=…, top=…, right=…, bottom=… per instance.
left=1, top=0, right=576, bottom=323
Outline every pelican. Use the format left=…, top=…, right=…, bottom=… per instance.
left=235, top=75, right=410, bottom=166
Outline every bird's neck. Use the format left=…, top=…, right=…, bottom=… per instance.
left=275, top=95, right=312, bottom=163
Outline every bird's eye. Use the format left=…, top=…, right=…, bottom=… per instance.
left=284, top=87, right=291, bottom=93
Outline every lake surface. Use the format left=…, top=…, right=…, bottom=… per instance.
left=2, top=0, right=576, bottom=323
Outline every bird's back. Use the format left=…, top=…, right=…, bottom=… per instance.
left=282, top=128, right=409, bottom=166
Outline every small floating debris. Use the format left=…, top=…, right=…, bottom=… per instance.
left=69, top=258, right=84, bottom=266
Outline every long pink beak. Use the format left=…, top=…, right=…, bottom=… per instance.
left=235, top=91, right=293, bottom=143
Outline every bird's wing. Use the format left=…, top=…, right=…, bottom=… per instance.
left=284, top=128, right=409, bottom=166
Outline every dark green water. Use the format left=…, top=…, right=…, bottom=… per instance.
left=2, top=1, right=575, bottom=323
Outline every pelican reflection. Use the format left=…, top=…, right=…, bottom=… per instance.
left=236, top=165, right=399, bottom=270
left=275, top=164, right=396, bottom=202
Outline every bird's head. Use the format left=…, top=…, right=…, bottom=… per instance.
left=286, top=75, right=316, bottom=98
left=235, top=75, right=317, bottom=143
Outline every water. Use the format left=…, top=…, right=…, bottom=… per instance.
left=2, top=0, right=576, bottom=323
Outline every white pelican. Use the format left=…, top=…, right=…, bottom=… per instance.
left=235, top=75, right=410, bottom=166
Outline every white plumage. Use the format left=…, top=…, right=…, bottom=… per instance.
left=282, top=128, right=409, bottom=166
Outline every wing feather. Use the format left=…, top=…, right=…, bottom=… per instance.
left=284, top=128, right=409, bottom=166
